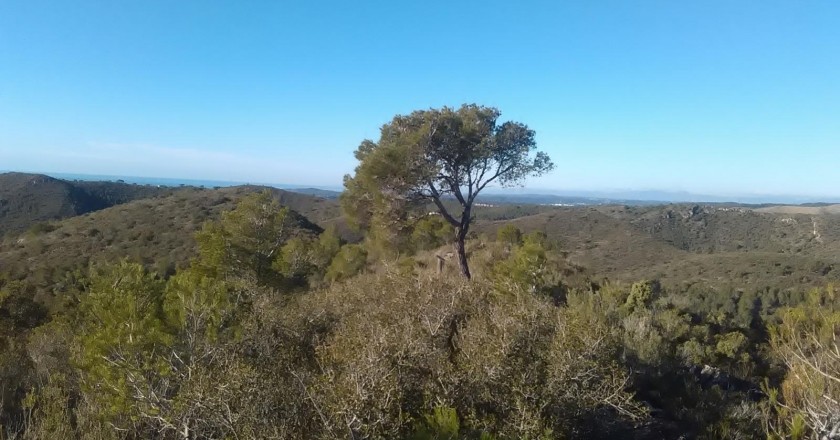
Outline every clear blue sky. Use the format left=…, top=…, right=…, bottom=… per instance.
left=1, top=1, right=839, bottom=198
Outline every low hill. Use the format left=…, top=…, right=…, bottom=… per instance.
left=474, top=203, right=840, bottom=291
left=284, top=187, right=342, bottom=199
left=0, top=185, right=341, bottom=307
left=6, top=174, right=839, bottom=304
left=753, top=204, right=840, bottom=215
left=0, top=172, right=175, bottom=237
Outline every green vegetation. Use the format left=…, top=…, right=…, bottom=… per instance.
left=342, top=104, right=553, bottom=279
left=0, top=185, right=346, bottom=311
left=1, top=120, right=840, bottom=437
left=0, top=173, right=174, bottom=238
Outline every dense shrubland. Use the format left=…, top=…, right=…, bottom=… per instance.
left=0, top=190, right=837, bottom=438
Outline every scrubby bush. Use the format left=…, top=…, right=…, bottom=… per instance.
left=8, top=185, right=840, bottom=439
left=765, top=285, right=840, bottom=439
left=412, top=215, right=454, bottom=251
left=496, top=224, right=522, bottom=246
left=286, top=271, right=645, bottom=439
left=325, top=244, right=367, bottom=282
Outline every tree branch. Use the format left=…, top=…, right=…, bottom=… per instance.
left=474, top=162, right=516, bottom=200
left=427, top=182, right=460, bottom=227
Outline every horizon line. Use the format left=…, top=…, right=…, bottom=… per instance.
left=2, top=169, right=839, bottom=205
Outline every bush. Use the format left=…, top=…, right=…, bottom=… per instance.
left=325, top=244, right=367, bottom=282
left=26, top=222, right=56, bottom=236
left=284, top=271, right=645, bottom=439
left=496, top=224, right=522, bottom=246
left=766, top=286, right=840, bottom=438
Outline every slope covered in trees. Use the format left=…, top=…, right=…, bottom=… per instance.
left=0, top=180, right=837, bottom=438
left=0, top=173, right=175, bottom=237
left=474, top=204, right=840, bottom=292
left=0, top=186, right=340, bottom=310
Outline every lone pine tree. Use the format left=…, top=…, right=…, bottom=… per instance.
left=342, top=104, right=553, bottom=279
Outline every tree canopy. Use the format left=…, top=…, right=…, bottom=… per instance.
left=342, top=104, right=554, bottom=278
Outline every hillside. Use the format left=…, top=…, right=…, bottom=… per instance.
left=0, top=172, right=174, bottom=237
left=754, top=203, right=840, bottom=215
left=285, top=187, right=342, bottom=199
left=5, top=174, right=840, bottom=304
left=3, top=181, right=840, bottom=439
left=475, top=203, right=840, bottom=291
left=0, top=185, right=340, bottom=306
left=6, top=172, right=839, bottom=300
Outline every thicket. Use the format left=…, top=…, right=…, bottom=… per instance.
left=0, top=192, right=837, bottom=439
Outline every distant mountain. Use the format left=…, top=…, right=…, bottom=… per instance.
left=476, top=193, right=663, bottom=206
left=286, top=187, right=342, bottom=199
left=0, top=172, right=175, bottom=237
left=481, top=188, right=840, bottom=205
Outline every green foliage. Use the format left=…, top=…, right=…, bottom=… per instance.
left=412, top=215, right=454, bottom=251
left=192, top=189, right=328, bottom=291
left=411, top=406, right=460, bottom=440
left=624, top=280, right=658, bottom=312
left=491, top=234, right=568, bottom=301
left=274, top=227, right=343, bottom=287
left=765, top=285, right=840, bottom=438
left=68, top=260, right=253, bottom=437
left=75, top=261, right=172, bottom=422
left=195, top=190, right=294, bottom=284
left=342, top=104, right=554, bottom=278
left=275, top=236, right=316, bottom=282
left=496, top=224, right=522, bottom=246
left=325, top=244, right=367, bottom=282
left=313, top=226, right=342, bottom=268
left=20, top=375, right=74, bottom=440
left=163, top=269, right=235, bottom=343
left=788, top=413, right=806, bottom=440
left=714, top=331, right=748, bottom=359
left=493, top=238, right=548, bottom=293
left=565, top=281, right=773, bottom=438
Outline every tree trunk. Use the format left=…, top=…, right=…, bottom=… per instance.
left=455, top=233, right=471, bottom=280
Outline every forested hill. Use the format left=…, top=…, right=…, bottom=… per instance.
left=0, top=172, right=175, bottom=237
left=0, top=185, right=340, bottom=308
left=3, top=178, right=840, bottom=437
left=4, top=174, right=840, bottom=304
left=476, top=203, right=840, bottom=291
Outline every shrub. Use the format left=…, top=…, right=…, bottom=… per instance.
left=284, top=271, right=644, bottom=439
left=325, top=244, right=367, bottom=282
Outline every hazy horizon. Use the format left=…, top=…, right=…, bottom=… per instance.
left=2, top=1, right=839, bottom=198
left=4, top=168, right=839, bottom=205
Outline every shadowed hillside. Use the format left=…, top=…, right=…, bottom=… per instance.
left=0, top=172, right=175, bottom=237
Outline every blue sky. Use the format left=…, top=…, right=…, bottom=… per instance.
left=1, top=1, right=839, bottom=198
